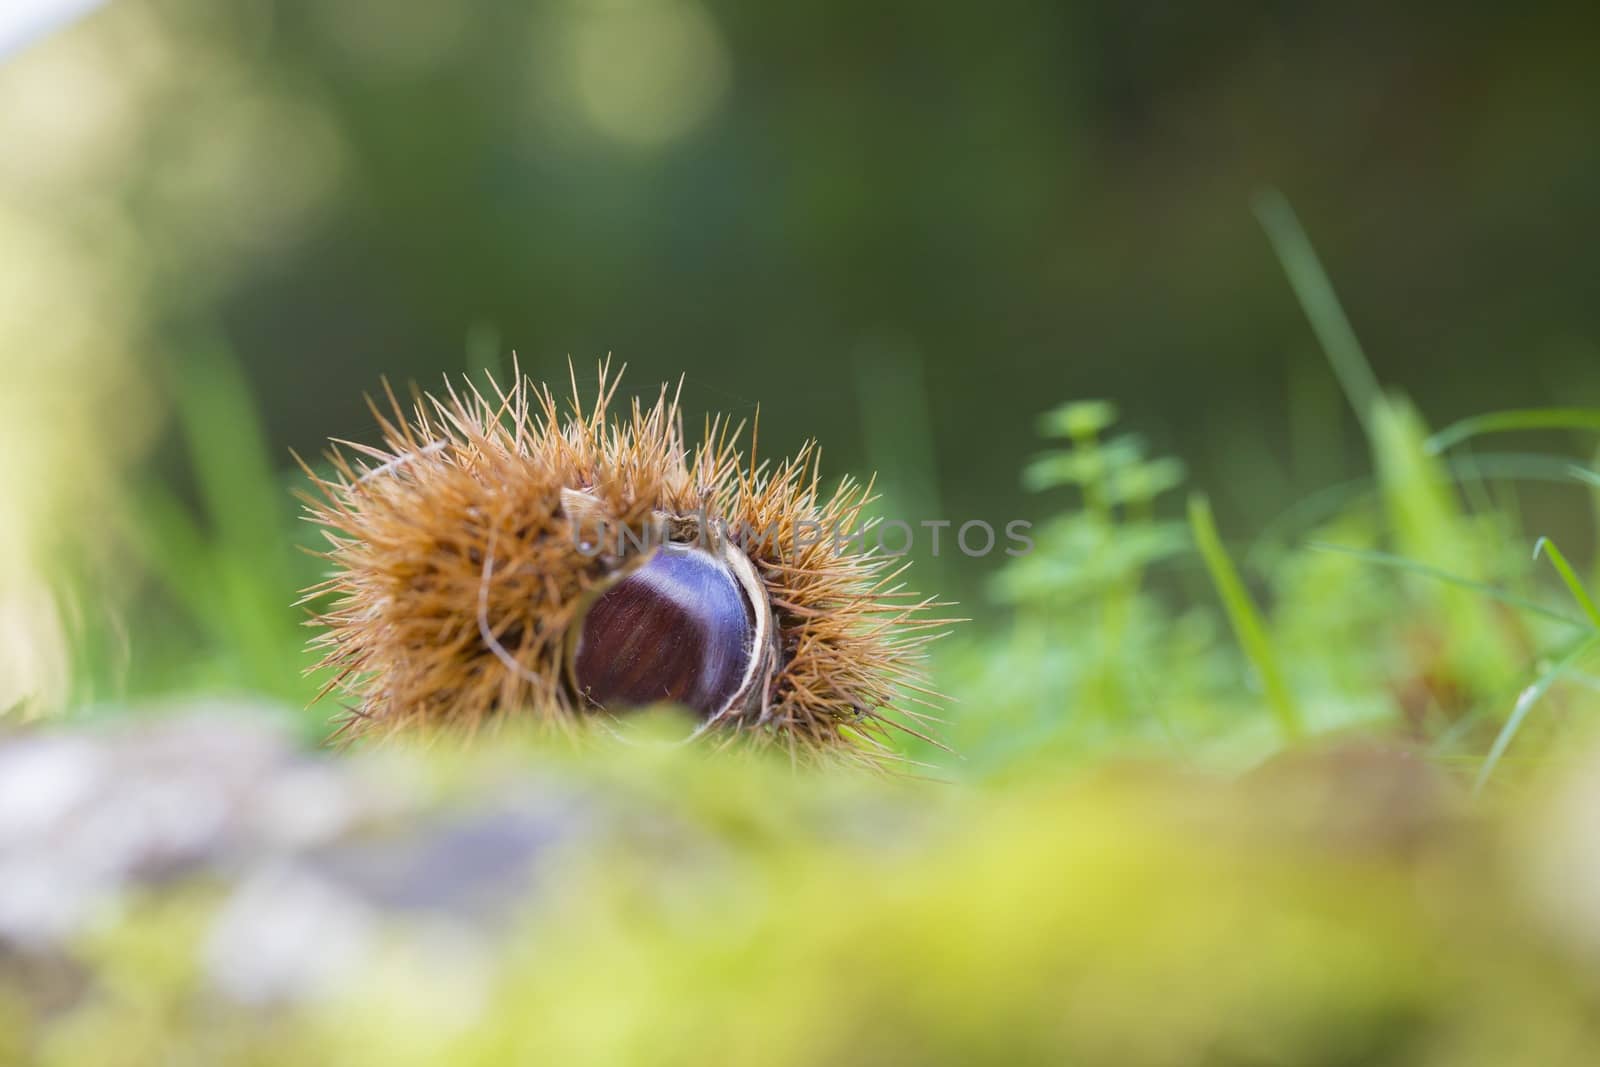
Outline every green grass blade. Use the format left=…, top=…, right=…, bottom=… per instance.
left=1248, top=453, right=1593, bottom=566
left=1188, top=493, right=1302, bottom=740
left=174, top=343, right=286, bottom=568
left=1253, top=188, right=1382, bottom=431
left=1533, top=537, right=1600, bottom=629
left=1474, top=635, right=1600, bottom=795
left=163, top=335, right=310, bottom=700
left=1308, top=542, right=1587, bottom=629
left=1427, top=408, right=1600, bottom=454
left=128, top=480, right=224, bottom=633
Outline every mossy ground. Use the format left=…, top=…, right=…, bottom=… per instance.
left=8, top=716, right=1600, bottom=1067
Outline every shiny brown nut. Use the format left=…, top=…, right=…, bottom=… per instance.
left=567, top=541, right=771, bottom=720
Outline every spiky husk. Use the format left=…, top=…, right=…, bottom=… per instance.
left=299, top=363, right=947, bottom=759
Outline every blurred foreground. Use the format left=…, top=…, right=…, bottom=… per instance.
left=4, top=707, right=1600, bottom=1065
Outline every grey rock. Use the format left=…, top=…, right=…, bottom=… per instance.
left=0, top=705, right=597, bottom=1010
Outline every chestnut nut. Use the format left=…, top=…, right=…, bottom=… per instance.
left=566, top=539, right=775, bottom=721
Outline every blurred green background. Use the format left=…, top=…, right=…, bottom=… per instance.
left=3, top=0, right=1598, bottom=721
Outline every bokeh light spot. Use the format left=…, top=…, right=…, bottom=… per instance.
left=563, top=0, right=731, bottom=148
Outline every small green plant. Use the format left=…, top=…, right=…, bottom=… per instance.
left=931, top=399, right=1237, bottom=775
left=927, top=194, right=1600, bottom=788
